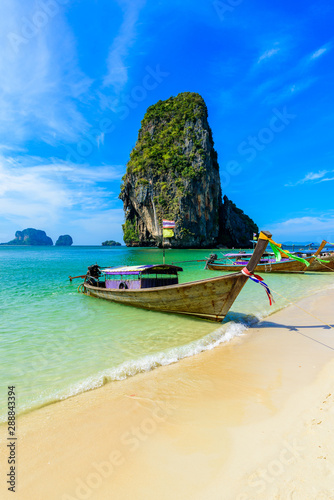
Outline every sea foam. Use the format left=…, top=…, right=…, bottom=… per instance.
left=0, top=315, right=260, bottom=422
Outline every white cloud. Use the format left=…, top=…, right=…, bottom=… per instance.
left=0, top=155, right=125, bottom=241
left=257, top=47, right=280, bottom=63
left=285, top=170, right=334, bottom=187
left=319, top=176, right=334, bottom=183
left=103, top=0, right=146, bottom=92
left=268, top=215, right=334, bottom=242
left=252, top=40, right=331, bottom=104
left=303, top=171, right=328, bottom=181
left=311, top=47, right=327, bottom=59
left=0, top=0, right=93, bottom=146
left=310, top=43, right=332, bottom=60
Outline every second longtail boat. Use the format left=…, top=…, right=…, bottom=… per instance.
left=206, top=238, right=334, bottom=273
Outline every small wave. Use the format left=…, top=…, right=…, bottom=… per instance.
left=0, top=315, right=260, bottom=423
left=61, top=316, right=261, bottom=395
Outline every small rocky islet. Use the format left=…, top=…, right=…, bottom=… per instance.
left=1, top=228, right=54, bottom=246
left=102, top=240, right=122, bottom=246
left=55, top=235, right=73, bottom=246
left=1, top=229, right=73, bottom=246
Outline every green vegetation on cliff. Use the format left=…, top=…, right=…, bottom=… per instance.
left=123, top=92, right=215, bottom=181
left=120, top=92, right=221, bottom=243
left=120, top=92, right=257, bottom=248
left=122, top=220, right=139, bottom=245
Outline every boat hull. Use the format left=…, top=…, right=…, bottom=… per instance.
left=308, top=255, right=334, bottom=271
left=83, top=272, right=248, bottom=322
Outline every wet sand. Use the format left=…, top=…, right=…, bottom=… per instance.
left=1, top=287, right=334, bottom=500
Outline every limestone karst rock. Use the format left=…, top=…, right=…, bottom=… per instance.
left=1, top=228, right=53, bottom=246
left=120, top=92, right=258, bottom=248
left=55, top=235, right=73, bottom=246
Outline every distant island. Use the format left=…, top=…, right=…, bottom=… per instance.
left=56, top=235, right=73, bottom=246
left=1, top=228, right=53, bottom=246
left=102, top=240, right=122, bottom=246
left=0, top=229, right=74, bottom=246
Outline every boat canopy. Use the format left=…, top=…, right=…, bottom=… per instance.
left=102, top=264, right=183, bottom=276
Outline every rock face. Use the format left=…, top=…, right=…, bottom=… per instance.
left=219, top=196, right=258, bottom=247
left=120, top=92, right=258, bottom=248
left=2, top=228, right=53, bottom=246
left=55, top=235, right=73, bottom=246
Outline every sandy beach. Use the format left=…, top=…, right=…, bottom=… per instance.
left=1, top=286, right=334, bottom=500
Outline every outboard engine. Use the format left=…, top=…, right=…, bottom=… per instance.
left=205, top=253, right=218, bottom=269
left=208, top=254, right=218, bottom=264
left=86, top=264, right=101, bottom=286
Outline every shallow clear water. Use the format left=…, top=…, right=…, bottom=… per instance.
left=1, top=245, right=334, bottom=420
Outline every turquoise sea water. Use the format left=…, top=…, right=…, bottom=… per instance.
left=1, top=245, right=334, bottom=421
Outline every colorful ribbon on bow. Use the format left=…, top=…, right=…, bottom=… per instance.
left=258, top=232, right=310, bottom=267
left=242, top=268, right=275, bottom=306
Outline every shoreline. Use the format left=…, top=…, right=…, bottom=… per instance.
left=0, top=280, right=328, bottom=424
left=1, top=287, right=334, bottom=499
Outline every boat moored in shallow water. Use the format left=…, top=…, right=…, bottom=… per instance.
left=77, top=231, right=273, bottom=321
left=206, top=240, right=334, bottom=273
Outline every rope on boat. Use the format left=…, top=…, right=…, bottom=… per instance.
left=77, top=283, right=86, bottom=293
left=314, top=260, right=334, bottom=272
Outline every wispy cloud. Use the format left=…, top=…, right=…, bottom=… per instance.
left=310, top=43, right=332, bottom=60
left=285, top=170, right=334, bottom=187
left=103, top=0, right=146, bottom=92
left=311, top=47, right=327, bottom=59
left=318, top=176, right=334, bottom=183
left=262, top=77, right=317, bottom=104
left=0, top=155, right=125, bottom=229
left=257, top=47, right=280, bottom=63
left=0, top=1, right=93, bottom=147
left=252, top=39, right=332, bottom=104
left=268, top=214, right=334, bottom=241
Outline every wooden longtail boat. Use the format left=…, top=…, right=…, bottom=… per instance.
left=206, top=240, right=333, bottom=273
left=78, top=231, right=272, bottom=321
left=304, top=252, right=334, bottom=272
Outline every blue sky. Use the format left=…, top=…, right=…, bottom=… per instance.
left=0, top=0, right=333, bottom=245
